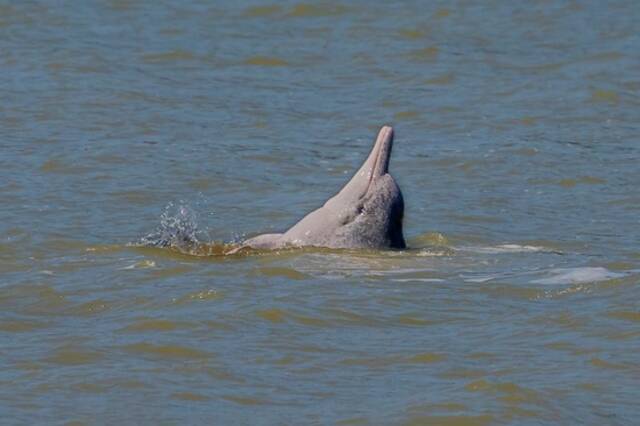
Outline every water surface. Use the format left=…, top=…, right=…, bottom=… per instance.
left=1, top=1, right=640, bottom=424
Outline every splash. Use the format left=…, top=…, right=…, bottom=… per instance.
left=137, top=202, right=206, bottom=250
left=135, top=202, right=245, bottom=256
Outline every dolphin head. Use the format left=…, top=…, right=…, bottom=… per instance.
left=322, top=125, right=406, bottom=248
left=247, top=125, right=406, bottom=250
left=327, top=125, right=395, bottom=207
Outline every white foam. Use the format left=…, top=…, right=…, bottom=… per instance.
left=121, top=260, right=157, bottom=270
left=531, top=267, right=624, bottom=285
left=463, top=274, right=500, bottom=283
left=416, top=249, right=452, bottom=257
left=459, top=244, right=553, bottom=254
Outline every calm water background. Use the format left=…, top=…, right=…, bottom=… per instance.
left=1, top=1, right=639, bottom=424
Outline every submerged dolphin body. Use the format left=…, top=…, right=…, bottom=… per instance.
left=243, top=126, right=406, bottom=250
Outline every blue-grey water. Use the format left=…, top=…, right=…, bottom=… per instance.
left=2, top=1, right=640, bottom=425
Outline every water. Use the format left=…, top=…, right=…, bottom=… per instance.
left=2, top=1, right=639, bottom=424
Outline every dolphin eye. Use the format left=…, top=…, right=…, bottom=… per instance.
left=338, top=205, right=364, bottom=226
left=339, top=211, right=353, bottom=225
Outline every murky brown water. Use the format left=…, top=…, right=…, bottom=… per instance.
left=2, top=1, right=639, bottom=424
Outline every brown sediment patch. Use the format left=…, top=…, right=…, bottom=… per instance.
left=256, top=308, right=287, bottom=323
left=172, top=392, right=209, bottom=401
left=410, top=46, right=439, bottom=62
left=46, top=347, right=104, bottom=365
left=141, top=50, right=195, bottom=63
left=122, top=318, right=195, bottom=332
left=589, top=89, right=618, bottom=104
left=243, top=5, right=282, bottom=17
left=287, top=3, right=348, bottom=18
left=221, top=395, right=270, bottom=405
left=394, top=111, right=420, bottom=120
left=402, top=414, right=493, bottom=426
left=244, top=56, right=288, bottom=67
left=607, top=310, right=640, bottom=322
left=123, top=342, right=210, bottom=359
left=0, top=320, right=47, bottom=332
left=425, top=73, right=455, bottom=85
left=251, top=266, right=308, bottom=280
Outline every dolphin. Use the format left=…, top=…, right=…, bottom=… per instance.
left=242, top=125, right=406, bottom=250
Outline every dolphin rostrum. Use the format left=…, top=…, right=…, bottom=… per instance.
left=242, top=125, right=406, bottom=250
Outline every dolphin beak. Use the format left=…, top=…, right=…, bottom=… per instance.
left=369, top=125, right=394, bottom=179
left=325, top=125, right=396, bottom=207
